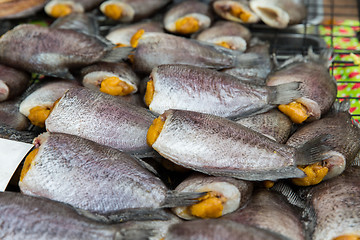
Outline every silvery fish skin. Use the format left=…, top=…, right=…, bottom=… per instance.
left=250, top=0, right=306, bottom=28
left=267, top=49, right=337, bottom=121
left=164, top=0, right=213, bottom=35
left=221, top=39, right=273, bottom=82
left=0, top=99, right=29, bottom=130
left=212, top=0, right=260, bottom=24
left=172, top=173, right=253, bottom=220
left=235, top=109, right=292, bottom=143
left=0, top=191, right=150, bottom=240
left=151, top=109, right=329, bottom=181
left=0, top=0, right=46, bottom=20
left=0, top=24, right=131, bottom=79
left=19, top=79, right=78, bottom=117
left=304, top=166, right=360, bottom=240
left=19, top=132, right=171, bottom=214
left=0, top=64, right=30, bottom=102
left=46, top=86, right=155, bottom=153
left=286, top=100, right=360, bottom=180
left=133, top=32, right=244, bottom=74
left=148, top=64, right=301, bottom=118
left=81, top=62, right=140, bottom=94
left=166, top=219, right=290, bottom=240
left=45, top=0, right=105, bottom=17
left=223, top=189, right=305, bottom=240
left=106, top=21, right=164, bottom=47
left=100, top=0, right=171, bottom=22
left=196, top=21, right=251, bottom=52
left=50, top=12, right=99, bottom=35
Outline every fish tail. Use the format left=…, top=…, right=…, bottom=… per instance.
left=234, top=52, right=270, bottom=68
left=294, top=134, right=333, bottom=166
left=267, top=82, right=302, bottom=105
left=271, top=181, right=306, bottom=209
left=160, top=191, right=207, bottom=208
left=331, top=99, right=351, bottom=113
left=101, top=46, right=134, bottom=63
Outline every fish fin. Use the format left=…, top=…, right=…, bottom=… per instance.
left=51, top=13, right=99, bottom=36
left=271, top=181, right=306, bottom=209
left=295, top=134, right=333, bottom=166
left=101, top=47, right=134, bottom=63
left=307, top=47, right=333, bottom=68
left=351, top=151, right=360, bottom=166
left=160, top=191, right=207, bottom=208
left=234, top=52, right=271, bottom=68
left=302, top=204, right=317, bottom=240
left=131, top=155, right=161, bottom=177
left=331, top=99, right=351, bottom=113
left=267, top=81, right=302, bottom=105
left=115, top=228, right=154, bottom=240
left=74, top=207, right=170, bottom=223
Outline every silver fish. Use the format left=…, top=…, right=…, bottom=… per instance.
left=0, top=191, right=151, bottom=240
left=132, top=32, right=263, bottom=74
left=0, top=64, right=30, bottom=102
left=45, top=0, right=105, bottom=18
left=0, top=0, right=46, bottom=20
left=146, top=64, right=301, bottom=118
left=19, top=132, right=204, bottom=215
left=250, top=0, right=307, bottom=29
left=212, top=0, right=260, bottom=24
left=224, top=188, right=305, bottom=240
left=106, top=21, right=164, bottom=47
left=148, top=109, right=331, bottom=181
left=286, top=100, right=360, bottom=181
left=45, top=86, right=156, bottom=153
left=303, top=166, right=360, bottom=240
left=235, top=109, right=293, bottom=143
left=196, top=20, right=251, bottom=52
left=0, top=24, right=132, bottom=79
left=165, top=219, right=290, bottom=240
left=266, top=48, right=337, bottom=122
left=172, top=173, right=253, bottom=220
left=100, top=0, right=171, bottom=22
left=164, top=0, right=213, bottom=35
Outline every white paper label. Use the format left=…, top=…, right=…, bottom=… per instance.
left=0, top=138, right=33, bottom=191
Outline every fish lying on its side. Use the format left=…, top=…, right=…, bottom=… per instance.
left=145, top=64, right=301, bottom=118
left=303, top=166, right=360, bottom=240
left=0, top=24, right=132, bottom=80
left=0, top=191, right=152, bottom=240
left=172, top=173, right=253, bottom=220
left=46, top=86, right=156, bottom=153
left=223, top=188, right=306, bottom=240
left=0, top=64, right=30, bottom=102
left=250, top=0, right=307, bottom=28
left=147, top=109, right=331, bottom=181
left=19, top=132, right=205, bottom=216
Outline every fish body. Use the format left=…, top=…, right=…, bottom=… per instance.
left=0, top=64, right=30, bottom=102
left=150, top=109, right=329, bottom=181
left=224, top=189, right=305, bottom=240
left=196, top=21, right=251, bottom=52
left=0, top=99, right=29, bottom=130
left=46, top=86, right=155, bottom=153
left=147, top=64, right=301, bottom=118
left=250, top=0, right=306, bottom=28
left=304, top=166, right=360, bottom=240
left=0, top=24, right=131, bottom=79
left=0, top=191, right=149, bottom=240
left=45, top=0, right=104, bottom=18
left=235, top=109, right=293, bottom=143
left=0, top=0, right=46, bottom=19
left=267, top=49, right=337, bottom=121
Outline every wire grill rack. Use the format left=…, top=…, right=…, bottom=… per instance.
left=250, top=0, right=360, bottom=122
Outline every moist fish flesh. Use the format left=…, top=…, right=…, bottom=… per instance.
left=45, top=0, right=105, bottom=18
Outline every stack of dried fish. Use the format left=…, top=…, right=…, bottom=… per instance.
left=1, top=1, right=360, bottom=240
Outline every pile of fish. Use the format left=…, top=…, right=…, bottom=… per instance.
left=1, top=0, right=360, bottom=240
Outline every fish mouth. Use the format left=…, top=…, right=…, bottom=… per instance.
left=249, top=1, right=290, bottom=28
left=321, top=151, right=346, bottom=180
left=99, top=0, right=135, bottom=22
left=210, top=36, right=247, bottom=52
left=44, top=0, right=84, bottom=18
left=0, top=80, right=9, bottom=102
left=213, top=1, right=259, bottom=24
left=165, top=14, right=211, bottom=35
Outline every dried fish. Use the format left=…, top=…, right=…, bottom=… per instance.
left=0, top=64, right=30, bottom=102
left=212, top=0, right=260, bottom=24
left=45, top=0, right=104, bottom=18
left=50, top=12, right=99, bottom=35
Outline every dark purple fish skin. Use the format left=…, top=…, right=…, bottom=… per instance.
left=235, top=109, right=293, bottom=143
left=0, top=0, right=46, bottom=20
left=0, top=64, right=30, bottom=102
left=166, top=219, right=290, bottom=240
left=45, top=86, right=155, bottom=153
left=19, top=132, right=168, bottom=214
left=0, top=191, right=148, bottom=240
left=223, top=189, right=305, bottom=240
left=304, top=166, right=360, bottom=240
left=267, top=50, right=337, bottom=121
left=0, top=24, right=124, bottom=79
left=0, top=99, right=29, bottom=130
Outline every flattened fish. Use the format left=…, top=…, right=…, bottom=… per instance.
left=0, top=24, right=132, bottom=79
left=147, top=109, right=331, bottom=181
